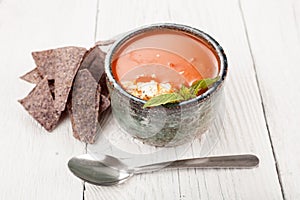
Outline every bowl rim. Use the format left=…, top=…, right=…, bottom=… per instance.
left=104, top=23, right=228, bottom=106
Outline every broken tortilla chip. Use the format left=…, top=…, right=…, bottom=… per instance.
left=79, top=46, right=106, bottom=82
left=19, top=77, right=60, bottom=131
left=20, top=68, right=42, bottom=84
left=99, top=94, right=110, bottom=114
left=69, top=69, right=100, bottom=144
left=32, top=46, right=87, bottom=112
left=99, top=73, right=109, bottom=97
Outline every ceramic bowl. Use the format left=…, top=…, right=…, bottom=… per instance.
left=105, top=23, right=228, bottom=147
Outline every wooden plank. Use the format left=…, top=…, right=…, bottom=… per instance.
left=0, top=0, right=97, bottom=199
left=240, top=0, right=300, bottom=199
left=85, top=0, right=283, bottom=199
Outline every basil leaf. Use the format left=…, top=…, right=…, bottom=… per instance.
left=142, top=76, right=220, bottom=108
left=179, top=85, right=196, bottom=100
left=190, top=76, right=220, bottom=95
left=143, top=93, right=184, bottom=108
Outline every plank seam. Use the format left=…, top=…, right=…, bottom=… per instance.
left=94, top=0, right=100, bottom=42
left=83, top=0, right=99, bottom=198
left=292, top=3, right=300, bottom=42
left=217, top=174, right=226, bottom=200
left=238, top=1, right=286, bottom=199
left=202, top=172, right=210, bottom=198
left=83, top=143, right=87, bottom=199
left=82, top=182, right=86, bottom=200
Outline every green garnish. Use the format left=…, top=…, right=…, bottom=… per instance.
left=179, top=85, right=196, bottom=100
left=142, top=93, right=184, bottom=108
left=143, top=76, right=220, bottom=108
left=190, top=76, right=219, bottom=95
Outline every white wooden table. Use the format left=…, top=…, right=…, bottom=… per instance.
left=1, top=0, right=299, bottom=199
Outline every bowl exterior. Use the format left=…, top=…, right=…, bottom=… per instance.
left=108, top=82, right=223, bottom=147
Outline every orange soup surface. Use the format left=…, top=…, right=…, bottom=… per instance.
left=112, top=30, right=219, bottom=100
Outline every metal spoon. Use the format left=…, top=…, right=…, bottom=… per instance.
left=68, top=154, right=259, bottom=186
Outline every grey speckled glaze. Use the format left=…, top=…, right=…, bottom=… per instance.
left=105, top=23, right=228, bottom=147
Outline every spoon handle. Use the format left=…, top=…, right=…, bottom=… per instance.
left=134, top=154, right=259, bottom=174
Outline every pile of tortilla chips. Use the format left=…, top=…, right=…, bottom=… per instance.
left=19, top=46, right=110, bottom=144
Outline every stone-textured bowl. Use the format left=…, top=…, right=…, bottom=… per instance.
left=105, top=23, right=228, bottom=147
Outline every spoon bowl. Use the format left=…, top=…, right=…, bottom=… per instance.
left=68, top=154, right=133, bottom=186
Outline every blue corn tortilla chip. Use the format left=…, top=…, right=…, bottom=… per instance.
left=32, top=46, right=87, bottom=112
left=18, top=77, right=60, bottom=131
left=20, top=68, right=42, bottom=84
left=68, top=46, right=110, bottom=143
left=20, top=45, right=111, bottom=143
left=68, top=69, right=100, bottom=143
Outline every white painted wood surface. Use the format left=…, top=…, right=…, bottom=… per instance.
left=0, top=0, right=299, bottom=199
left=0, top=0, right=97, bottom=199
left=86, top=0, right=283, bottom=199
left=240, top=0, right=300, bottom=199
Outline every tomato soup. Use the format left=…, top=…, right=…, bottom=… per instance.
left=112, top=29, right=219, bottom=100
